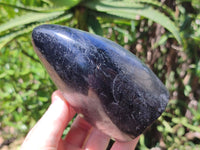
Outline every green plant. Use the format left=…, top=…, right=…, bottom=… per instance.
left=0, top=0, right=181, bottom=49
left=0, top=0, right=199, bottom=149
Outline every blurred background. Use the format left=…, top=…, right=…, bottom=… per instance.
left=0, top=0, right=199, bottom=149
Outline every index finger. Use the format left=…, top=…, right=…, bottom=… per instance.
left=21, top=90, right=76, bottom=149
left=111, top=136, right=140, bottom=150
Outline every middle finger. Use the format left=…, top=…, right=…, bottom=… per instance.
left=63, top=115, right=92, bottom=148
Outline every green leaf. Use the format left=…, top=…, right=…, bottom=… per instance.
left=184, top=85, right=192, bottom=96
left=38, top=96, right=48, bottom=102
left=177, top=127, right=185, bottom=137
left=0, top=24, right=37, bottom=50
left=0, top=2, right=74, bottom=12
left=87, top=14, right=103, bottom=35
left=0, top=11, right=64, bottom=33
left=172, top=117, right=200, bottom=132
left=136, top=0, right=176, bottom=19
left=51, top=0, right=81, bottom=7
left=139, top=134, right=148, bottom=150
left=0, top=72, right=7, bottom=78
left=153, top=34, right=168, bottom=48
left=83, top=0, right=181, bottom=44
left=0, top=13, right=72, bottom=50
left=114, top=26, right=133, bottom=41
left=162, top=120, right=173, bottom=133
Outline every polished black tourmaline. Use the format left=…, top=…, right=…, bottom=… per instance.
left=32, top=24, right=169, bottom=141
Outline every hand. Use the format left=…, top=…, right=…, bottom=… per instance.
left=21, top=90, right=139, bottom=150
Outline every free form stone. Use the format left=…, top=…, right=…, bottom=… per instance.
left=32, top=24, right=169, bottom=141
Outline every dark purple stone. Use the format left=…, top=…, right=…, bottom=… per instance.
left=32, top=24, right=169, bottom=141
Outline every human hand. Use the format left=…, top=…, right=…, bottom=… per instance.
left=21, top=90, right=139, bottom=150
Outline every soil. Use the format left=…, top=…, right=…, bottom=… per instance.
left=0, top=137, right=24, bottom=150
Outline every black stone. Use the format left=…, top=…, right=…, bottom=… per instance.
left=32, top=24, right=169, bottom=141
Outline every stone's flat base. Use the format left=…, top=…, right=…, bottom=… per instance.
left=32, top=24, right=169, bottom=141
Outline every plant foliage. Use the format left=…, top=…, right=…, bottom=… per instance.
left=0, top=0, right=199, bottom=149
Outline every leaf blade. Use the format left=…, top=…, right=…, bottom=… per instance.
left=83, top=0, right=181, bottom=44
left=0, top=13, right=72, bottom=50
left=0, top=11, right=64, bottom=33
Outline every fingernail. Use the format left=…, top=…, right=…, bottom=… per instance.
left=53, top=95, right=64, bottom=105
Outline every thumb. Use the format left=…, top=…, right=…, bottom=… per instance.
left=21, top=90, right=76, bottom=150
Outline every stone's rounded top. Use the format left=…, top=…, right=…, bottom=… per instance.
left=32, top=24, right=169, bottom=142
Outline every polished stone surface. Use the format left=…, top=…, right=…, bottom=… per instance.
left=32, top=24, right=169, bottom=141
